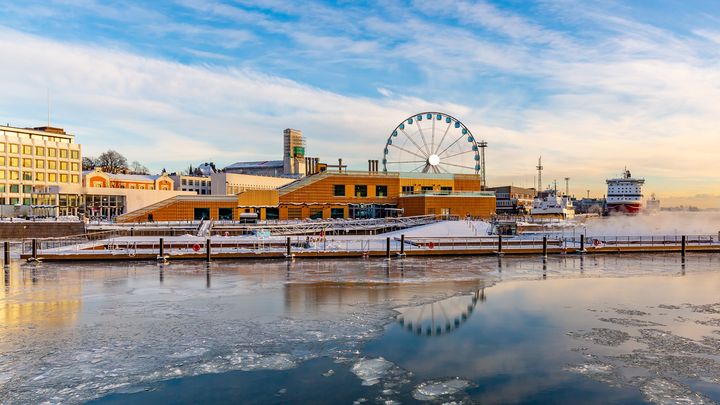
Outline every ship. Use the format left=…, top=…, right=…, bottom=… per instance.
left=530, top=190, right=575, bottom=219
left=645, top=193, right=660, bottom=215
left=606, top=168, right=644, bottom=214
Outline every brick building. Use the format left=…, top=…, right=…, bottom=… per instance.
left=115, top=171, right=496, bottom=223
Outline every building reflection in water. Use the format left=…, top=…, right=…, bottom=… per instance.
left=0, top=262, right=83, bottom=338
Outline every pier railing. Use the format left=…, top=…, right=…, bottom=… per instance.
left=20, top=233, right=720, bottom=258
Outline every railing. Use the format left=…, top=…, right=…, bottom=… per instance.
left=23, top=234, right=720, bottom=258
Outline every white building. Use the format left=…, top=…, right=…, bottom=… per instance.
left=210, top=172, right=295, bottom=195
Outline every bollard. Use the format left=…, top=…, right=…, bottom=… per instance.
left=286, top=237, right=291, bottom=257
left=159, top=238, right=164, bottom=257
left=32, top=239, right=37, bottom=259
left=580, top=236, right=585, bottom=253
left=206, top=238, right=211, bottom=262
left=4, top=242, right=9, bottom=266
left=386, top=237, right=391, bottom=259
left=400, top=235, right=405, bottom=255
left=130, top=228, right=134, bottom=237
left=681, top=235, right=686, bottom=257
left=542, top=236, right=547, bottom=258
left=498, top=234, right=502, bottom=253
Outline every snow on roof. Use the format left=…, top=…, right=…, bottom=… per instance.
left=107, top=173, right=157, bottom=182
left=196, top=163, right=216, bottom=175
left=225, top=160, right=284, bottom=170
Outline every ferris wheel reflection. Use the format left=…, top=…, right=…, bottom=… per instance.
left=396, top=289, right=485, bottom=337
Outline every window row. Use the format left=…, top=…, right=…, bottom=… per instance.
left=0, top=157, right=79, bottom=170
left=181, top=179, right=211, bottom=186
left=0, top=144, right=79, bottom=158
left=0, top=171, right=79, bottom=183
left=333, top=185, right=388, bottom=197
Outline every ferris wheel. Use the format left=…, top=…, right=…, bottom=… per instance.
left=382, top=112, right=486, bottom=176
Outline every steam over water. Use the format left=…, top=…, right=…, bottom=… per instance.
left=583, top=212, right=720, bottom=237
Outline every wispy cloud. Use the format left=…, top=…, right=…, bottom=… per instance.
left=1, top=0, right=720, bottom=206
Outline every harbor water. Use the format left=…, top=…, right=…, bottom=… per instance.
left=2, top=253, right=720, bottom=404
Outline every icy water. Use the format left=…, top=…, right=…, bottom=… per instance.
left=2, top=254, right=720, bottom=404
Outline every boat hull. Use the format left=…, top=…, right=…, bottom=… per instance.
left=607, top=202, right=642, bottom=214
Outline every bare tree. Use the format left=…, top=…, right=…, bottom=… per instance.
left=82, top=156, right=97, bottom=171
left=96, top=150, right=128, bottom=174
left=129, top=161, right=150, bottom=175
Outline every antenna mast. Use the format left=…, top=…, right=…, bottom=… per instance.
left=536, top=156, right=543, bottom=192
left=564, top=177, right=570, bottom=196
left=479, top=140, right=488, bottom=190
left=47, top=88, right=50, bottom=127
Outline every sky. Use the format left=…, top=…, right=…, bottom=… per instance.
left=1, top=0, right=720, bottom=207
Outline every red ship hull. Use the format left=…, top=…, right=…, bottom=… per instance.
left=607, top=202, right=642, bottom=214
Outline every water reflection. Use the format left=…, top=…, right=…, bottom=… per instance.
left=397, top=290, right=485, bottom=337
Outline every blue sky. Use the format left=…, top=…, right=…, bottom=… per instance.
left=1, top=0, right=720, bottom=206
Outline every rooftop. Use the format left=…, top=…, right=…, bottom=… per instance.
left=225, top=160, right=284, bottom=170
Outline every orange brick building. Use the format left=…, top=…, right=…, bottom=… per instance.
left=115, top=171, right=496, bottom=223
left=83, top=167, right=174, bottom=190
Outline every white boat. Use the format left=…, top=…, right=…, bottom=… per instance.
left=530, top=192, right=575, bottom=219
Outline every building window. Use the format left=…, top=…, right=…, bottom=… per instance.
left=22, top=172, right=31, bottom=181
left=71, top=175, right=79, bottom=183
left=71, top=162, right=79, bottom=171
left=48, top=173, right=56, bottom=182
left=60, top=174, right=68, bottom=182
left=182, top=179, right=187, bottom=185
left=330, top=208, right=345, bottom=218
left=36, top=147, right=44, bottom=156
left=0, top=143, right=4, bottom=152
left=0, top=171, right=4, bottom=180
left=201, top=189, right=206, bottom=194
left=0, top=157, right=4, bottom=166
left=182, top=188, right=186, bottom=191
left=219, top=208, right=233, bottom=220
left=23, top=185, right=32, bottom=193
left=331, top=184, right=345, bottom=197
left=139, top=185, right=145, bottom=189
left=94, top=181, right=103, bottom=187
left=48, top=148, right=56, bottom=157
left=161, top=186, right=168, bottom=190
left=194, top=208, right=210, bottom=220
left=71, top=150, right=79, bottom=159
left=10, top=185, right=18, bottom=193
left=35, top=172, right=44, bottom=181
left=10, top=198, right=18, bottom=205
left=265, top=208, right=279, bottom=220
left=8, top=171, right=18, bottom=180
left=36, top=160, right=44, bottom=169
left=354, top=185, right=367, bottom=197
left=22, top=145, right=31, bottom=155
left=22, top=158, right=31, bottom=168
left=9, top=144, right=18, bottom=154
left=421, top=186, right=433, bottom=192
left=60, top=162, right=68, bottom=170
left=201, top=181, right=206, bottom=186
left=402, top=185, right=414, bottom=194
left=9, top=158, right=18, bottom=167
left=129, top=184, right=135, bottom=189
left=60, top=149, right=68, bottom=158
left=376, top=185, right=388, bottom=197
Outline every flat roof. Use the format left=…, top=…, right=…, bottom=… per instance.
left=0, top=124, right=75, bottom=142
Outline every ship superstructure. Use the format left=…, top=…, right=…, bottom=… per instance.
left=606, top=168, right=644, bottom=214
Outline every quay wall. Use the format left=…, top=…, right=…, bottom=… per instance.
left=0, top=222, right=86, bottom=239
